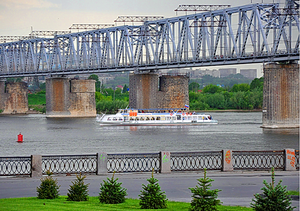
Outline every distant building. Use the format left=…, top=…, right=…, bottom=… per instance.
left=190, top=69, right=220, bottom=78
left=219, top=68, right=237, bottom=77
left=240, top=69, right=257, bottom=79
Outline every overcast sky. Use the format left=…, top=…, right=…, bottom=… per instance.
left=0, top=0, right=284, bottom=36
left=1, top=0, right=284, bottom=76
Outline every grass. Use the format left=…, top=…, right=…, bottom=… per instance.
left=0, top=197, right=252, bottom=211
left=287, top=190, right=299, bottom=196
left=28, top=93, right=46, bottom=105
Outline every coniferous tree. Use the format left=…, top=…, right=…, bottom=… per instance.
left=99, top=172, right=127, bottom=204
left=139, top=169, right=168, bottom=209
left=67, top=173, right=89, bottom=201
left=36, top=170, right=60, bottom=199
left=189, top=168, right=222, bottom=211
left=251, top=167, right=295, bottom=211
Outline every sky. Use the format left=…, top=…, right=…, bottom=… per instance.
left=0, top=0, right=284, bottom=76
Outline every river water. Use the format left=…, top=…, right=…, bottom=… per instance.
left=0, top=112, right=298, bottom=156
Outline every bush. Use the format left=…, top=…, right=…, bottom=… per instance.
left=99, top=172, right=127, bottom=204
left=251, top=167, right=295, bottom=211
left=36, top=171, right=60, bottom=199
left=189, top=168, right=222, bottom=211
left=139, top=170, right=168, bottom=209
left=67, top=173, right=89, bottom=201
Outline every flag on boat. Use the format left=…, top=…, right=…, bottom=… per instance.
left=185, top=104, right=189, bottom=108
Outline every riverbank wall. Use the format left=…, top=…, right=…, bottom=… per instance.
left=1, top=149, right=298, bottom=177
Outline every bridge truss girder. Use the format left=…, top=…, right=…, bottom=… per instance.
left=0, top=3, right=299, bottom=78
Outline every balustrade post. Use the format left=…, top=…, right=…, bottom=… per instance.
left=97, top=152, right=108, bottom=175
left=222, top=150, right=233, bottom=171
left=284, top=149, right=296, bottom=171
left=31, top=155, right=42, bottom=178
left=160, top=151, right=171, bottom=173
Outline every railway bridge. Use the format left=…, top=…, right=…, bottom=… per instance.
left=0, top=0, right=299, bottom=128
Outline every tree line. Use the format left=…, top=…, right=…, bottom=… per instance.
left=27, top=74, right=264, bottom=113
left=189, top=77, right=264, bottom=110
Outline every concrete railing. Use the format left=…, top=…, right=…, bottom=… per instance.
left=0, top=149, right=298, bottom=177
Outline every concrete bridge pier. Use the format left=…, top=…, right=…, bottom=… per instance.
left=0, top=80, right=28, bottom=114
left=129, top=72, right=189, bottom=109
left=262, top=63, right=299, bottom=129
left=46, top=77, right=96, bottom=117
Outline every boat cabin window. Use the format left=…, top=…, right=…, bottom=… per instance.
left=135, top=117, right=139, bottom=121
left=176, top=115, right=181, bottom=120
left=119, top=118, right=123, bottom=121
left=140, top=117, right=144, bottom=121
left=130, top=117, right=134, bottom=121
left=188, top=116, right=192, bottom=120
left=151, top=117, right=155, bottom=121
left=113, top=117, right=117, bottom=121
left=146, top=117, right=150, bottom=121
left=198, top=116, right=202, bottom=120
left=172, top=116, right=176, bottom=120
left=107, top=117, right=111, bottom=121
left=156, top=117, right=160, bottom=120
left=193, top=116, right=197, bottom=120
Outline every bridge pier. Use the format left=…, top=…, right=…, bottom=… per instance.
left=129, top=73, right=189, bottom=109
left=0, top=80, right=28, bottom=114
left=46, top=77, right=96, bottom=117
left=262, top=63, right=299, bottom=129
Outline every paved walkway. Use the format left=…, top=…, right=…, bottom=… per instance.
left=0, top=170, right=299, bottom=209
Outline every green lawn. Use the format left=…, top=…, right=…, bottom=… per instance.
left=0, top=197, right=252, bottom=211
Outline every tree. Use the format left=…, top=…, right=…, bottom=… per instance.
left=139, top=170, right=168, bottom=209
left=251, top=167, right=295, bottom=211
left=122, top=84, right=128, bottom=93
left=250, top=77, right=264, bottom=91
left=99, top=172, right=127, bottom=204
left=67, top=173, right=89, bottom=201
left=189, top=82, right=200, bottom=92
left=231, top=83, right=250, bottom=92
left=202, top=84, right=223, bottom=94
left=189, top=168, right=222, bottom=211
left=36, top=170, right=60, bottom=199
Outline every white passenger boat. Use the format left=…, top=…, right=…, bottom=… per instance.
left=97, top=108, right=218, bottom=126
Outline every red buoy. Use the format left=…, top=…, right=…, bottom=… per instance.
left=17, top=133, right=23, bottom=142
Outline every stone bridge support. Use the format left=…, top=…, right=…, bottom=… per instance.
left=0, top=80, right=28, bottom=114
left=46, top=77, right=96, bottom=117
left=129, top=73, right=189, bottom=109
left=262, top=63, right=299, bottom=128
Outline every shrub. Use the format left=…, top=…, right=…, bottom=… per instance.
left=36, top=171, right=60, bottom=199
left=189, top=168, right=222, bottom=211
left=251, top=167, right=295, bottom=211
left=67, top=173, right=89, bottom=201
left=99, top=172, right=127, bottom=204
left=139, top=170, right=168, bottom=209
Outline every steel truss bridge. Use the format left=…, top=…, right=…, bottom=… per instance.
left=0, top=2, right=299, bottom=78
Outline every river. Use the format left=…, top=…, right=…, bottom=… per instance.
left=0, top=112, right=298, bottom=156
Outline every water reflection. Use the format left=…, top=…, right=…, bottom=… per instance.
left=263, top=128, right=299, bottom=135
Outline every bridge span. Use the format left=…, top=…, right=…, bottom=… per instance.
left=0, top=1, right=299, bottom=129
left=0, top=2, right=299, bottom=77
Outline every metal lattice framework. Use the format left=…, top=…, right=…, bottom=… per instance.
left=69, top=24, right=115, bottom=31
left=107, top=153, right=160, bottom=173
left=0, top=36, right=32, bottom=43
left=175, top=5, right=231, bottom=12
left=114, top=16, right=164, bottom=23
left=0, top=156, right=31, bottom=176
left=0, top=2, right=298, bottom=78
left=29, top=31, right=71, bottom=38
left=232, top=150, right=285, bottom=170
left=171, top=151, right=222, bottom=171
left=42, top=154, right=97, bottom=174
